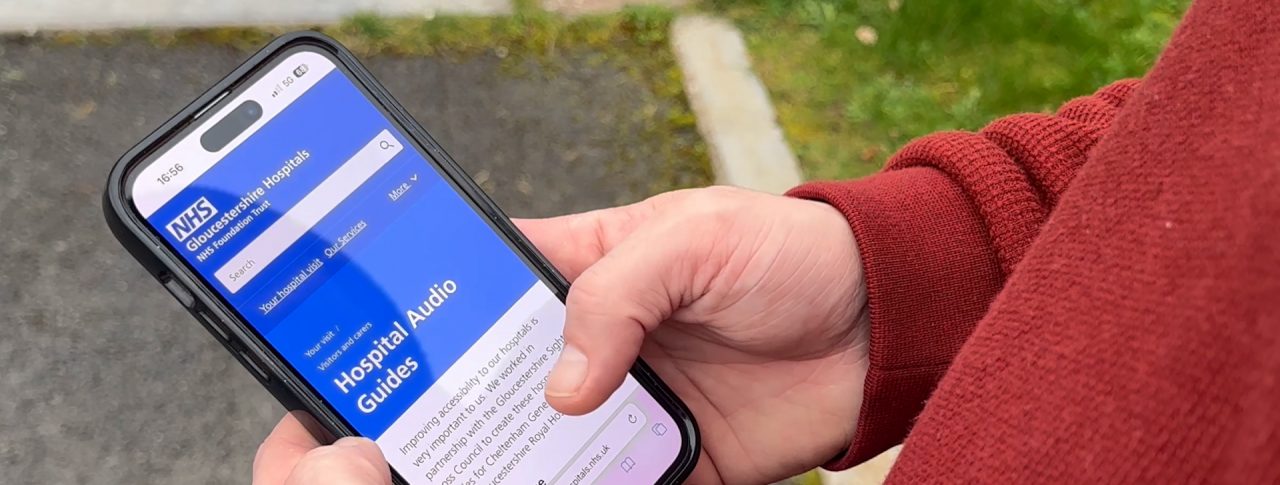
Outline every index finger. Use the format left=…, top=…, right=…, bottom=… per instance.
left=512, top=201, right=654, bottom=281
left=254, top=412, right=323, bottom=485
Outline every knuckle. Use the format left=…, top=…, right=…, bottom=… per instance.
left=683, top=192, right=741, bottom=227
left=293, top=446, right=381, bottom=481
left=254, top=439, right=274, bottom=466
left=565, top=277, right=608, bottom=312
left=651, top=186, right=737, bottom=209
left=564, top=275, right=651, bottom=335
left=702, top=184, right=747, bottom=197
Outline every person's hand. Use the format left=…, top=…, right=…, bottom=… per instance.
left=253, top=412, right=391, bottom=485
left=518, top=186, right=870, bottom=484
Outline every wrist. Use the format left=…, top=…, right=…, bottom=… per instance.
left=795, top=197, right=872, bottom=467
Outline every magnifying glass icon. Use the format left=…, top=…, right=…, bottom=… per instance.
left=379, top=140, right=396, bottom=150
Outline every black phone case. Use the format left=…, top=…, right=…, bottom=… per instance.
left=102, top=31, right=699, bottom=485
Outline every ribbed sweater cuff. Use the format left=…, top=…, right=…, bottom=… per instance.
left=788, top=167, right=1004, bottom=468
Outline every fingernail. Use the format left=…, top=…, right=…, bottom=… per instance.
left=334, top=437, right=373, bottom=448
left=546, top=343, right=588, bottom=398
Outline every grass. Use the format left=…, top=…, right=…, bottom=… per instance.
left=43, top=3, right=713, bottom=193
left=710, top=0, right=1191, bottom=180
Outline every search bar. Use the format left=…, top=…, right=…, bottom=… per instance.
left=556, top=403, right=647, bottom=485
left=215, top=130, right=402, bottom=293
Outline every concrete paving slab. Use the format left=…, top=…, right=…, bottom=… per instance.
left=0, top=0, right=511, bottom=33
left=543, top=0, right=690, bottom=15
left=0, top=36, right=698, bottom=484
left=670, top=15, right=803, bottom=194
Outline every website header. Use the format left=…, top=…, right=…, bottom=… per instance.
left=132, top=51, right=336, bottom=217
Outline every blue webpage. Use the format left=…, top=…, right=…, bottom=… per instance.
left=137, top=50, right=680, bottom=484
left=148, top=67, right=534, bottom=435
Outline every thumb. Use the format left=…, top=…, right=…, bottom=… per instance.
left=512, top=199, right=655, bottom=281
left=544, top=218, right=697, bottom=415
left=283, top=438, right=391, bottom=485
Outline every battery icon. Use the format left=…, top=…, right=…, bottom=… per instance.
left=293, top=64, right=309, bottom=78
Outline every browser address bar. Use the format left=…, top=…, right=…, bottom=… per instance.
left=215, top=129, right=402, bottom=294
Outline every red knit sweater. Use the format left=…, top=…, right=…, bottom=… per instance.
left=788, top=0, right=1280, bottom=482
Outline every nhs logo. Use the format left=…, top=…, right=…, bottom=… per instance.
left=166, top=196, right=218, bottom=242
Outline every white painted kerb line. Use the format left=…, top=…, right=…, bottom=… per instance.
left=215, top=129, right=401, bottom=293
left=671, top=15, right=804, bottom=194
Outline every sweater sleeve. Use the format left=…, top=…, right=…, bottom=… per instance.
left=787, top=79, right=1140, bottom=468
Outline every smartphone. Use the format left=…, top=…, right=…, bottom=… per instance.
left=103, top=32, right=698, bottom=484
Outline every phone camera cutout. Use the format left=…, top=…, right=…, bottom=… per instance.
left=200, top=100, right=263, bottom=152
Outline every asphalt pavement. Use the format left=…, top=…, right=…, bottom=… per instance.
left=0, top=36, right=693, bottom=484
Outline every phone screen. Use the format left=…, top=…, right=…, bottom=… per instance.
left=128, top=46, right=687, bottom=484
